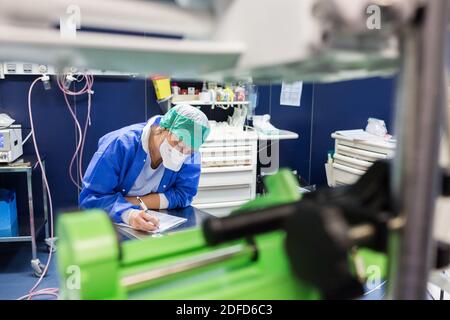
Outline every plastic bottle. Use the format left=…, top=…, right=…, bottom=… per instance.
left=200, top=81, right=210, bottom=102
left=171, top=82, right=180, bottom=95
left=327, top=152, right=333, bottom=164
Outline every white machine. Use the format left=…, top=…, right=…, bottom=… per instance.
left=325, top=129, right=396, bottom=187
left=0, top=125, right=23, bottom=163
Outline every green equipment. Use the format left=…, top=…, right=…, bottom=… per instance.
left=57, top=167, right=390, bottom=300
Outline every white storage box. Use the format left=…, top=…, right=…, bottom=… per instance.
left=326, top=129, right=396, bottom=187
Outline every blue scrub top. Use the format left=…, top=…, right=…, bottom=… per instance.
left=79, top=116, right=202, bottom=223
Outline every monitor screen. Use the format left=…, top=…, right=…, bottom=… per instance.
left=0, top=133, right=4, bottom=149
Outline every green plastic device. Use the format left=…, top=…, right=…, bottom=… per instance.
left=58, top=211, right=322, bottom=299
left=57, top=169, right=387, bottom=299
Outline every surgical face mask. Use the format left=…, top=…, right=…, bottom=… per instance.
left=159, top=138, right=189, bottom=172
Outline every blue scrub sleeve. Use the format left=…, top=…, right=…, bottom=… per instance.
left=163, top=153, right=201, bottom=209
left=79, top=137, right=140, bottom=223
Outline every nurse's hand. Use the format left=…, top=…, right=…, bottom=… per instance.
left=129, top=210, right=160, bottom=232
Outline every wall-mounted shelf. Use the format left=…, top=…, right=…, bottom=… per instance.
left=256, top=129, right=300, bottom=141
left=172, top=100, right=249, bottom=106
left=0, top=61, right=139, bottom=78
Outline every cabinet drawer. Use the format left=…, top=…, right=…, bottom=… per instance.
left=193, top=185, right=252, bottom=205
left=194, top=200, right=248, bottom=217
left=199, top=168, right=254, bottom=187
left=333, top=153, right=373, bottom=171
left=201, top=145, right=252, bottom=158
left=332, top=163, right=364, bottom=185
left=201, top=155, right=252, bottom=167
left=336, top=144, right=388, bottom=162
left=202, top=140, right=255, bottom=148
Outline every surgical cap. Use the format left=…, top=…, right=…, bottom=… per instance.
left=159, top=104, right=210, bottom=150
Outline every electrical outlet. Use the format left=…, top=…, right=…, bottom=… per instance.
left=6, top=63, right=16, bottom=73
left=0, top=61, right=129, bottom=76
left=23, top=63, right=33, bottom=73
left=38, top=64, right=48, bottom=73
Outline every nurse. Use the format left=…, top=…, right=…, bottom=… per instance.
left=79, top=104, right=210, bottom=231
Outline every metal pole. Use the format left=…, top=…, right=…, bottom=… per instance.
left=27, top=170, right=37, bottom=261
left=389, top=0, right=448, bottom=299
left=41, top=160, right=49, bottom=240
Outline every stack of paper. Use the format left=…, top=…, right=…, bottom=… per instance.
left=334, top=129, right=395, bottom=146
left=116, top=210, right=187, bottom=234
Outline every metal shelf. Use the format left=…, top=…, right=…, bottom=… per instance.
left=0, top=155, right=50, bottom=276
left=0, top=218, right=47, bottom=243
left=172, top=100, right=249, bottom=106
left=0, top=236, right=32, bottom=242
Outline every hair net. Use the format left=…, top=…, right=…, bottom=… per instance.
left=159, top=104, right=210, bottom=150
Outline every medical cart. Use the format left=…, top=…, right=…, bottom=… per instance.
left=0, top=155, right=51, bottom=276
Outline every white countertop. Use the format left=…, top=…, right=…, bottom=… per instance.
left=256, top=129, right=299, bottom=141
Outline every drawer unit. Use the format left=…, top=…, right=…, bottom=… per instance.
left=326, top=129, right=396, bottom=187
left=193, top=126, right=257, bottom=217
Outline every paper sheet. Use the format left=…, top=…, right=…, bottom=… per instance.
left=280, top=81, right=303, bottom=106
left=115, top=210, right=187, bottom=234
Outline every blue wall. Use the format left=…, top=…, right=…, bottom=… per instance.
left=256, top=83, right=314, bottom=181
left=0, top=76, right=162, bottom=218
left=0, top=74, right=396, bottom=222
left=256, top=76, right=396, bottom=186
left=309, top=77, right=396, bottom=185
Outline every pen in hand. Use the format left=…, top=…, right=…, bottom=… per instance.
left=136, top=196, right=159, bottom=229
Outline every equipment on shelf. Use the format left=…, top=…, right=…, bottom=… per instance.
left=171, top=82, right=248, bottom=104
left=252, top=114, right=279, bottom=135
left=0, top=125, right=23, bottom=163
